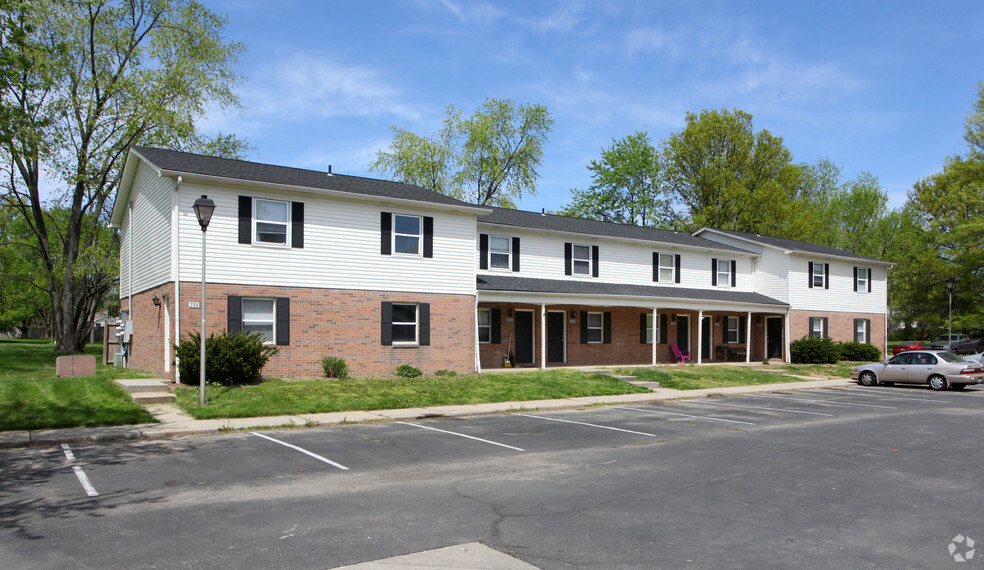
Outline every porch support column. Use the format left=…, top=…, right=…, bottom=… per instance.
left=697, top=310, right=704, bottom=364
left=652, top=307, right=658, bottom=366
left=540, top=303, right=547, bottom=370
left=745, top=311, right=752, bottom=363
left=784, top=307, right=792, bottom=363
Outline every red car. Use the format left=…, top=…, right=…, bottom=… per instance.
left=892, top=341, right=926, bottom=355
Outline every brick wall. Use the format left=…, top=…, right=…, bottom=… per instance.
left=124, top=283, right=476, bottom=379
left=790, top=309, right=887, bottom=356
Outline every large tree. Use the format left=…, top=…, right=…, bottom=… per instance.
left=0, top=0, right=247, bottom=353
left=662, top=108, right=807, bottom=235
left=371, top=98, right=553, bottom=208
left=562, top=131, right=674, bottom=227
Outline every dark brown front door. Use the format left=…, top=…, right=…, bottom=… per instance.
left=767, top=318, right=783, bottom=359
left=515, top=311, right=534, bottom=364
left=547, top=312, right=565, bottom=363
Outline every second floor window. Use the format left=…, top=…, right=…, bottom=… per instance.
left=394, top=214, right=422, bottom=255
left=716, top=259, right=731, bottom=287
left=809, top=261, right=828, bottom=289
left=855, top=267, right=870, bottom=292
left=489, top=236, right=511, bottom=269
left=255, top=199, right=289, bottom=245
left=659, top=253, right=675, bottom=282
left=572, top=244, right=591, bottom=276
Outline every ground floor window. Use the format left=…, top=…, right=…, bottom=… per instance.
left=726, top=316, right=739, bottom=343
left=381, top=301, right=430, bottom=346
left=854, top=318, right=870, bottom=343
left=478, top=308, right=491, bottom=343
left=809, top=316, right=827, bottom=338
left=586, top=312, right=603, bottom=343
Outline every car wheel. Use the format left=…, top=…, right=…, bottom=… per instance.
left=858, top=371, right=878, bottom=386
left=951, top=383, right=967, bottom=391
left=928, top=374, right=949, bottom=391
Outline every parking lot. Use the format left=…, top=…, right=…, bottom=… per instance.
left=3, top=384, right=983, bottom=568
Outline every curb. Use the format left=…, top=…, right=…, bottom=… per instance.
left=0, top=378, right=855, bottom=449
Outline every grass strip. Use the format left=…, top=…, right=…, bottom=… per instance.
left=615, top=363, right=854, bottom=390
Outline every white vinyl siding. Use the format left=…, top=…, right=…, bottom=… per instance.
left=120, top=161, right=173, bottom=297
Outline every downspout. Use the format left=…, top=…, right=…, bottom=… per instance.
left=474, top=295, right=481, bottom=373
left=784, top=307, right=792, bottom=363
left=173, top=177, right=182, bottom=383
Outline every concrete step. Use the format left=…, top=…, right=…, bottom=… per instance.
left=583, top=369, right=614, bottom=375
left=629, top=381, right=661, bottom=391
left=132, top=391, right=176, bottom=405
left=115, top=378, right=171, bottom=394
left=612, top=375, right=637, bottom=381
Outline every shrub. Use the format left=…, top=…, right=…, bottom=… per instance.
left=790, top=336, right=841, bottom=364
left=839, top=342, right=882, bottom=362
left=395, top=364, right=422, bottom=378
left=176, top=330, right=278, bottom=386
left=434, top=369, right=457, bottom=377
left=321, top=356, right=349, bottom=379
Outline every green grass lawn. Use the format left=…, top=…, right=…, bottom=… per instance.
left=616, top=362, right=857, bottom=390
left=0, top=339, right=156, bottom=431
left=175, top=369, right=652, bottom=420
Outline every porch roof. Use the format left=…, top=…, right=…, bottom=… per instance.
left=476, top=274, right=788, bottom=308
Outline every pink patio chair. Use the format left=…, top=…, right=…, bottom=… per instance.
left=670, top=344, right=691, bottom=364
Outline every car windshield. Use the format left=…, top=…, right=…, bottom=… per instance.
left=937, top=352, right=966, bottom=363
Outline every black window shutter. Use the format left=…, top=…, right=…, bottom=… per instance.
left=275, top=297, right=290, bottom=345
left=853, top=267, right=858, bottom=292
left=380, top=301, right=393, bottom=345
left=380, top=212, right=392, bottom=255
left=739, top=316, right=747, bottom=343
left=580, top=311, right=588, bottom=344
left=238, top=196, right=251, bottom=244
left=823, top=317, right=829, bottom=336
left=711, top=258, right=718, bottom=286
left=640, top=313, right=648, bottom=344
left=490, top=308, right=501, bottom=344
left=824, top=264, right=830, bottom=289
left=423, top=216, right=434, bottom=258
left=227, top=296, right=242, bottom=333
left=479, top=234, right=489, bottom=270
left=512, top=237, right=520, bottom=272
left=867, top=271, right=872, bottom=293
left=592, top=246, right=599, bottom=278
left=291, top=202, right=304, bottom=248
left=603, top=312, right=612, bottom=344
left=675, top=254, right=681, bottom=283
left=808, top=262, right=814, bottom=288
left=565, top=243, right=573, bottom=276
left=659, top=314, right=668, bottom=344
left=652, top=252, right=659, bottom=282
left=866, top=319, right=871, bottom=343
left=418, top=303, right=430, bottom=345
left=731, top=260, right=736, bottom=287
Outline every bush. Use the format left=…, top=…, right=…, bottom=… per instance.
left=839, top=342, right=882, bottom=362
left=321, top=356, right=349, bottom=379
left=790, top=336, right=841, bottom=364
left=434, top=369, right=457, bottom=377
left=176, top=330, right=278, bottom=386
left=395, top=364, right=422, bottom=378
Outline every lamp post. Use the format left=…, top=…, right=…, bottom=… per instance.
left=193, top=195, right=216, bottom=406
left=946, top=278, right=956, bottom=352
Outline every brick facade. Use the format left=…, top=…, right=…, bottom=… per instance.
left=790, top=309, right=887, bottom=357
left=124, top=283, right=476, bottom=379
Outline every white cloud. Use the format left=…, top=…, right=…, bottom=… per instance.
left=417, top=0, right=504, bottom=23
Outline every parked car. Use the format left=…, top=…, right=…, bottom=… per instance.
left=892, top=341, right=926, bottom=355
left=951, top=337, right=984, bottom=355
left=851, top=350, right=984, bottom=390
left=926, top=334, right=971, bottom=351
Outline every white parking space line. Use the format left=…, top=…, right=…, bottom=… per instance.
left=825, top=389, right=948, bottom=403
left=681, top=401, right=834, bottom=416
left=396, top=422, right=525, bottom=451
left=61, top=444, right=98, bottom=497
left=250, top=432, right=350, bottom=470
left=746, top=394, right=896, bottom=409
left=518, top=414, right=659, bottom=437
left=614, top=406, right=756, bottom=425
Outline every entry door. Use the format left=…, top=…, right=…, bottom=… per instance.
left=547, top=312, right=566, bottom=363
left=766, top=318, right=783, bottom=359
left=514, top=311, right=534, bottom=364
left=701, top=316, right=712, bottom=361
left=676, top=315, right=690, bottom=352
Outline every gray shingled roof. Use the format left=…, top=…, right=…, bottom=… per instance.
left=133, top=146, right=477, bottom=209
left=478, top=207, right=750, bottom=253
left=700, top=228, right=888, bottom=263
left=477, top=274, right=787, bottom=306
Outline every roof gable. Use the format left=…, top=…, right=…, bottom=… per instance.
left=695, top=227, right=891, bottom=265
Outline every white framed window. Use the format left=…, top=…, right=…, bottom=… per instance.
left=811, top=262, right=825, bottom=288
left=572, top=244, right=592, bottom=276
left=478, top=308, right=491, bottom=343
left=856, top=268, right=869, bottom=292
left=393, top=214, right=422, bottom=256
left=716, top=259, right=732, bottom=288
left=587, top=312, right=603, bottom=343
left=809, top=317, right=826, bottom=338
left=243, top=298, right=275, bottom=343
left=854, top=319, right=868, bottom=343
left=255, top=199, right=289, bottom=245
left=659, top=253, right=675, bottom=282
left=645, top=313, right=657, bottom=344
left=726, top=316, right=739, bottom=343
left=489, top=236, right=511, bottom=270
left=391, top=303, right=418, bottom=344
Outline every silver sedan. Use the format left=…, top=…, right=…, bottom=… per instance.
left=851, top=350, right=984, bottom=391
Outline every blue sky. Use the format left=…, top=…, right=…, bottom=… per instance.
left=201, top=0, right=984, bottom=213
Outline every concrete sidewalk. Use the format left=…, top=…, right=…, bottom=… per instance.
left=0, top=377, right=854, bottom=449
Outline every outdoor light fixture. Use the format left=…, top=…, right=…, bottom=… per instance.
left=152, top=295, right=161, bottom=307
left=946, top=278, right=956, bottom=351
left=194, top=195, right=216, bottom=406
